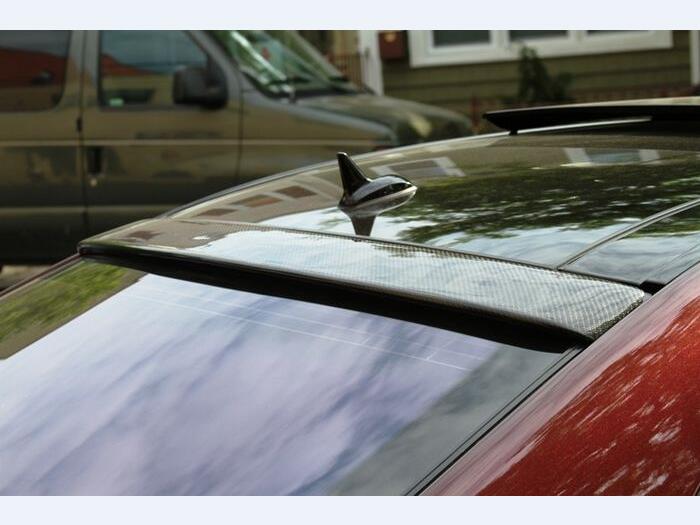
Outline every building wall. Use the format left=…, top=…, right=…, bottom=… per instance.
left=382, top=31, right=692, bottom=123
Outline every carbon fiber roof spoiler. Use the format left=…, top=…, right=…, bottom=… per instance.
left=484, top=97, right=700, bottom=133
left=79, top=218, right=645, bottom=344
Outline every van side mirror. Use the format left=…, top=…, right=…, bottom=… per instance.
left=173, top=64, right=227, bottom=109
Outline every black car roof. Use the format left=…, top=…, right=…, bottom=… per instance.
left=485, top=96, right=700, bottom=132
left=81, top=98, right=700, bottom=342
left=169, top=122, right=700, bottom=281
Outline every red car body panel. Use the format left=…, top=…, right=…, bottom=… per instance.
left=425, top=265, right=700, bottom=495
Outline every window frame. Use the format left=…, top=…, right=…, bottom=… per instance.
left=409, top=30, right=673, bottom=68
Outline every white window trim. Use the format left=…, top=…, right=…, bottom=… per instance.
left=357, top=30, right=384, bottom=94
left=409, top=31, right=673, bottom=68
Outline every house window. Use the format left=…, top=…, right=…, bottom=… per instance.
left=509, top=31, right=567, bottom=41
left=409, top=30, right=673, bottom=67
left=586, top=30, right=645, bottom=35
left=433, top=31, right=491, bottom=47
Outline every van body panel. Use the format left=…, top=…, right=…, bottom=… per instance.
left=79, top=30, right=243, bottom=236
left=297, top=93, right=473, bottom=144
left=0, top=31, right=85, bottom=263
left=236, top=90, right=396, bottom=184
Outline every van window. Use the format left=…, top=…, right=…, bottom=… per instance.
left=211, top=30, right=359, bottom=98
left=100, top=31, right=208, bottom=108
left=0, top=31, right=71, bottom=112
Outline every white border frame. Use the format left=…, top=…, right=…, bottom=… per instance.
left=409, top=30, right=673, bottom=68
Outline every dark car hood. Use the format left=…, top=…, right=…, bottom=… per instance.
left=173, top=130, right=700, bottom=270
left=297, top=93, right=472, bottom=144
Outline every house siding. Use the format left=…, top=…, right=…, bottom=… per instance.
left=382, top=31, right=692, bottom=120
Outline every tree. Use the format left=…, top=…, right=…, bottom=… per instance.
left=513, top=46, right=573, bottom=105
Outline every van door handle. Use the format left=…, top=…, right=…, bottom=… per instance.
left=86, top=146, right=103, bottom=187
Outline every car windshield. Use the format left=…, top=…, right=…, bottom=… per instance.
left=210, top=30, right=360, bottom=98
left=0, top=261, right=571, bottom=495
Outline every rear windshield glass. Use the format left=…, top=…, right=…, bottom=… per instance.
left=0, top=261, right=568, bottom=495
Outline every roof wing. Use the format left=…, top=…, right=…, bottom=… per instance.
left=484, top=98, right=700, bottom=132
left=79, top=218, right=645, bottom=343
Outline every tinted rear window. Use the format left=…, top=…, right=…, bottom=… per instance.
left=0, top=261, right=569, bottom=495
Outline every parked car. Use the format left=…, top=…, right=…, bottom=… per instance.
left=0, top=30, right=471, bottom=266
left=3, top=98, right=700, bottom=495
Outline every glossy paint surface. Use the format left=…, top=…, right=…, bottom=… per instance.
left=297, top=93, right=472, bottom=145
left=176, top=130, right=700, bottom=270
left=565, top=203, right=700, bottom=285
left=0, top=261, right=561, bottom=495
left=425, top=264, right=700, bottom=495
left=0, top=31, right=85, bottom=263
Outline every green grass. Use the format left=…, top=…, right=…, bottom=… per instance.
left=0, top=262, right=140, bottom=360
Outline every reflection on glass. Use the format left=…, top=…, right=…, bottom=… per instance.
left=564, top=148, right=660, bottom=166
left=0, top=30, right=70, bottom=111
left=0, top=261, right=563, bottom=495
left=0, top=263, right=139, bottom=359
left=179, top=140, right=700, bottom=270
left=210, top=30, right=360, bottom=98
left=315, top=153, right=700, bottom=265
left=358, top=148, right=700, bottom=264
left=566, top=204, right=700, bottom=284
